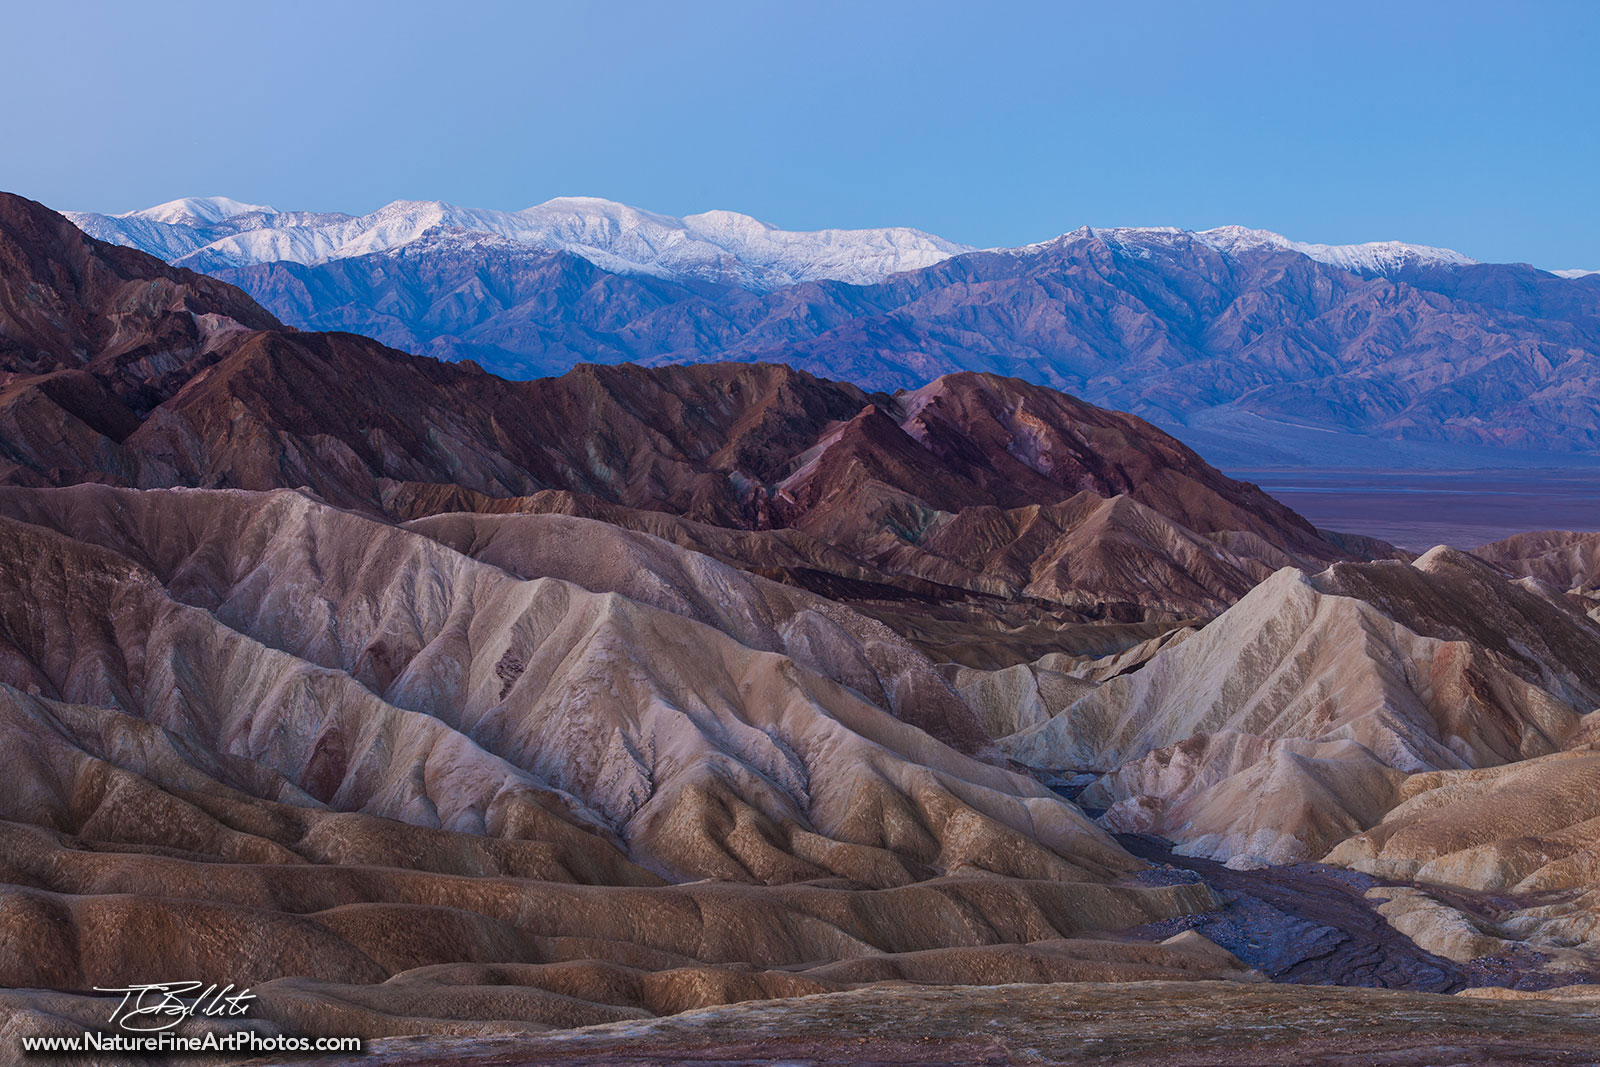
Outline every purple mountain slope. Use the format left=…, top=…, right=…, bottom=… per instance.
left=68, top=198, right=1600, bottom=456
left=211, top=229, right=1600, bottom=455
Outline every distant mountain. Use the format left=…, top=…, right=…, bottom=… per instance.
left=67, top=194, right=1498, bottom=291
left=2, top=189, right=1348, bottom=632
left=63, top=195, right=1600, bottom=456
left=1030, top=223, right=1480, bottom=275
left=66, top=196, right=971, bottom=290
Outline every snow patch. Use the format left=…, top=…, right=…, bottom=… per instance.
left=65, top=195, right=972, bottom=292
left=122, top=196, right=277, bottom=225
left=1008, top=223, right=1479, bottom=275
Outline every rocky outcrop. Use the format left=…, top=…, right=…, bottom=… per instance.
left=997, top=555, right=1600, bottom=867
left=0, top=483, right=1148, bottom=884
left=1477, top=530, right=1600, bottom=621
left=0, top=482, right=1248, bottom=1030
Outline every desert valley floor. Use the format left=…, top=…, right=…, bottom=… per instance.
left=2, top=190, right=1600, bottom=1064
left=1239, top=468, right=1600, bottom=554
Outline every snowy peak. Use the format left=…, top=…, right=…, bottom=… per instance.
left=122, top=196, right=277, bottom=225
left=1034, top=223, right=1478, bottom=275
left=1062, top=223, right=1472, bottom=275
left=64, top=195, right=971, bottom=291
left=520, top=196, right=683, bottom=231
left=1195, top=225, right=1477, bottom=273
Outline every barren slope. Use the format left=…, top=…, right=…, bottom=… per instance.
left=0, top=482, right=1253, bottom=1036
left=994, top=552, right=1600, bottom=868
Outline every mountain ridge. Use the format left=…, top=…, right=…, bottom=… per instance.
left=67, top=195, right=974, bottom=290
left=66, top=194, right=1600, bottom=456
left=78, top=194, right=1533, bottom=279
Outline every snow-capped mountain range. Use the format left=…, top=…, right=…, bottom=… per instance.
left=66, top=194, right=1574, bottom=293
left=45, top=192, right=1600, bottom=458
left=65, top=196, right=973, bottom=291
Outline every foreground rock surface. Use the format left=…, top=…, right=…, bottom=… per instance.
left=229, top=981, right=1600, bottom=1066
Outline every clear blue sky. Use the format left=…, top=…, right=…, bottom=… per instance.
left=6, top=0, right=1596, bottom=268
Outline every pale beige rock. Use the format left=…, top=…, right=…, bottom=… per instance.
left=943, top=659, right=1097, bottom=739
left=1457, top=984, right=1600, bottom=1001
left=0, top=482, right=1275, bottom=1031
left=1001, top=555, right=1600, bottom=865
left=1324, top=747, right=1600, bottom=969
left=406, top=510, right=990, bottom=754
left=0, top=484, right=1137, bottom=886
left=1325, top=748, right=1600, bottom=892
left=1363, top=886, right=1517, bottom=963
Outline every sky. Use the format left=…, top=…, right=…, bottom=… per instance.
left=5, top=0, right=1597, bottom=269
